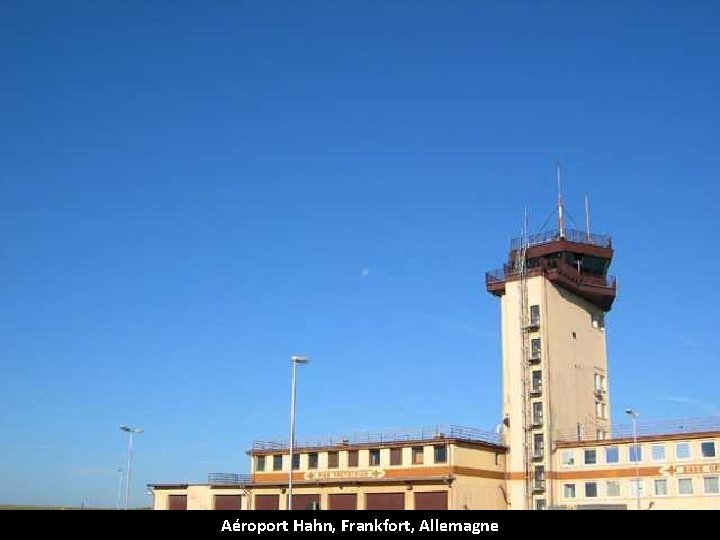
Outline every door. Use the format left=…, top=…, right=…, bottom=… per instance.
left=365, top=492, right=404, bottom=510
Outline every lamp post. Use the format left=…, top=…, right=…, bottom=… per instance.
left=120, top=425, right=144, bottom=510
left=288, top=355, right=310, bottom=510
left=624, top=409, right=640, bottom=510
left=116, top=467, right=124, bottom=510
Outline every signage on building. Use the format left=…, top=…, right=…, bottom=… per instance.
left=304, top=469, right=385, bottom=481
left=663, top=462, right=720, bottom=475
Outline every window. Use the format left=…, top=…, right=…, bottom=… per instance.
left=571, top=331, right=577, bottom=340
left=532, top=402, right=543, bottom=425
left=531, top=370, right=542, bottom=392
left=533, top=434, right=544, bottom=458
left=347, top=450, right=358, bottom=468
left=585, top=482, right=598, bottom=498
left=369, top=449, right=381, bottom=466
left=412, top=447, right=424, bottom=465
left=535, top=499, right=546, bottom=511
left=601, top=403, right=607, bottom=419
left=561, top=451, right=575, bottom=466
left=703, top=476, right=719, bottom=495
left=594, top=373, right=602, bottom=391
left=701, top=441, right=716, bottom=458
left=629, top=479, right=643, bottom=498
left=605, top=447, right=619, bottom=464
left=530, top=305, right=540, bottom=326
left=591, top=312, right=604, bottom=328
left=606, top=481, right=620, bottom=497
left=256, top=456, right=265, bottom=472
left=584, top=449, right=597, bottom=465
left=292, top=454, right=300, bottom=470
left=273, top=455, right=283, bottom=471
left=390, top=447, right=402, bottom=466
left=531, top=338, right=541, bottom=358
left=308, top=452, right=318, bottom=470
left=629, top=445, right=642, bottom=463
left=534, top=466, right=545, bottom=490
left=651, top=444, right=666, bottom=462
left=675, top=442, right=691, bottom=460
left=654, top=479, right=668, bottom=496
left=595, top=401, right=602, bottom=418
left=434, top=445, right=447, bottom=463
left=678, top=477, right=693, bottom=495
left=328, top=451, right=339, bottom=469
left=563, top=484, right=576, bottom=499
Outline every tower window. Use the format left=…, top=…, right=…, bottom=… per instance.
left=529, top=305, right=540, bottom=326
left=369, top=449, right=381, bottom=466
left=532, top=402, right=543, bottom=426
left=530, top=338, right=541, bottom=358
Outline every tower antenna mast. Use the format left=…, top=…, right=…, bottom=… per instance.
left=556, top=162, right=565, bottom=238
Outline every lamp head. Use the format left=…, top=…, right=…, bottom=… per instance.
left=291, top=355, right=310, bottom=364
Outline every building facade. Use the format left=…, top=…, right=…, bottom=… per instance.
left=150, top=209, right=720, bottom=510
left=152, top=427, right=507, bottom=510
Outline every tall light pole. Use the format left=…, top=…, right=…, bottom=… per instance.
left=116, top=467, right=124, bottom=510
left=625, top=409, right=640, bottom=510
left=288, top=355, right=310, bottom=510
left=120, top=425, right=144, bottom=510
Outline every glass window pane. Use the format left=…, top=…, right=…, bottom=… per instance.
left=629, top=445, right=642, bottom=462
left=704, top=477, right=719, bottom=494
left=584, top=449, right=597, bottom=465
left=585, top=482, right=598, bottom=498
left=654, top=479, right=667, bottom=496
left=651, top=445, right=666, bottom=461
left=678, top=478, right=693, bottom=495
left=606, top=481, right=620, bottom=497
left=701, top=441, right=716, bottom=458
left=605, top=447, right=619, bottom=463
left=676, top=442, right=691, bottom=460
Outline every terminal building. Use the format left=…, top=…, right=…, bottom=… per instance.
left=150, top=198, right=720, bottom=510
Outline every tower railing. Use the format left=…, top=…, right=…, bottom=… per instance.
left=486, top=259, right=616, bottom=289
left=555, top=416, right=720, bottom=443
left=252, top=424, right=502, bottom=452
left=510, top=228, right=612, bottom=251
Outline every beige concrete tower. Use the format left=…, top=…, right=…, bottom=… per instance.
left=486, top=198, right=617, bottom=510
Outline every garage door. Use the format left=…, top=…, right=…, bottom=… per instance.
left=292, top=494, right=320, bottom=510
left=214, top=495, right=242, bottom=510
left=327, top=493, right=357, bottom=510
left=168, top=494, right=187, bottom=510
left=255, top=494, right=280, bottom=510
left=414, top=491, right=448, bottom=510
left=365, top=492, right=404, bottom=510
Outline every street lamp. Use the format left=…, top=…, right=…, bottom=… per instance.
left=120, top=425, right=144, bottom=510
left=624, top=409, right=640, bottom=510
left=288, top=355, right=310, bottom=510
left=116, top=467, right=124, bottom=510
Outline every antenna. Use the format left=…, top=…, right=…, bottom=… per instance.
left=556, top=162, right=565, bottom=238
left=524, top=205, right=529, bottom=245
left=585, top=194, right=591, bottom=240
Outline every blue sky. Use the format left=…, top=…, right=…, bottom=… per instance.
left=1, top=1, right=719, bottom=507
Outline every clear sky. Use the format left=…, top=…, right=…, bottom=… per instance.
left=1, top=1, right=719, bottom=508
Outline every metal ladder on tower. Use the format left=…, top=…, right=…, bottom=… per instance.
left=515, top=236, right=534, bottom=510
